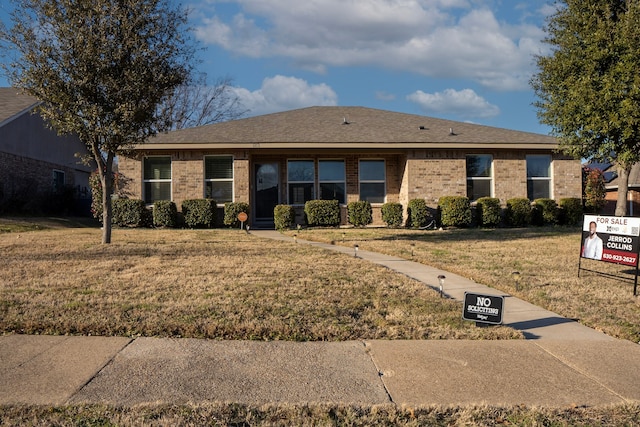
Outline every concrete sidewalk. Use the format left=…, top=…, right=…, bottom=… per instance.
left=2, top=335, right=639, bottom=407
left=1, top=229, right=639, bottom=408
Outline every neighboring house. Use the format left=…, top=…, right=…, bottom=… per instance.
left=582, top=161, right=640, bottom=216
left=603, top=163, right=640, bottom=216
left=0, top=87, right=94, bottom=214
left=118, top=106, right=582, bottom=227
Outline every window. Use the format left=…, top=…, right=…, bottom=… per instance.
left=143, top=156, right=171, bottom=203
left=466, top=155, right=493, bottom=200
left=288, top=160, right=315, bottom=204
left=52, top=170, right=65, bottom=193
left=359, top=159, right=385, bottom=203
left=527, top=155, right=551, bottom=200
left=205, top=156, right=233, bottom=203
left=319, top=160, right=345, bottom=204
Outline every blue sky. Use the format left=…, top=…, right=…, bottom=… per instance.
left=0, top=0, right=556, bottom=134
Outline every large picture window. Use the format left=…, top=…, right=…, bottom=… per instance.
left=288, top=160, right=315, bottom=204
left=359, top=159, right=385, bottom=203
left=205, top=156, right=233, bottom=203
left=319, top=160, right=345, bottom=204
left=527, top=155, right=551, bottom=200
left=466, top=155, right=493, bottom=200
left=143, top=156, right=171, bottom=203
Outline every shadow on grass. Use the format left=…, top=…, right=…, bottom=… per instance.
left=359, top=226, right=582, bottom=245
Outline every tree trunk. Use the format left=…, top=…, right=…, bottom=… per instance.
left=90, top=137, right=115, bottom=244
left=614, top=165, right=631, bottom=217
left=100, top=152, right=115, bottom=244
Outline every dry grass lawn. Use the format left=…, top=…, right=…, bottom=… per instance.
left=0, top=219, right=520, bottom=340
left=286, top=226, right=640, bottom=343
left=1, top=402, right=639, bottom=426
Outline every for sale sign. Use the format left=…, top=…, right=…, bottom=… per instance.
left=462, top=292, right=504, bottom=325
left=581, top=215, right=640, bottom=267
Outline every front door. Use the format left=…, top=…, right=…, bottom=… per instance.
left=253, top=162, right=279, bottom=227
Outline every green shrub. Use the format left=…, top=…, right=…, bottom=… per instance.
left=274, top=204, right=296, bottom=231
left=182, top=199, right=216, bottom=228
left=347, top=201, right=373, bottom=227
left=223, top=202, right=250, bottom=228
left=532, top=198, right=558, bottom=226
left=407, top=198, right=432, bottom=228
left=438, top=196, right=472, bottom=227
left=112, top=198, right=149, bottom=227
left=381, top=202, right=403, bottom=227
left=153, top=200, right=177, bottom=228
left=559, top=198, right=583, bottom=226
left=475, top=197, right=502, bottom=227
left=506, top=198, right=532, bottom=227
left=304, top=200, right=340, bottom=227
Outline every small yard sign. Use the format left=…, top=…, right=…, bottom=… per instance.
left=462, top=292, right=504, bottom=325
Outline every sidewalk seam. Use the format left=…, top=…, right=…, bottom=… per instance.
left=361, top=340, right=395, bottom=405
left=532, top=342, right=632, bottom=404
left=64, top=337, right=135, bottom=405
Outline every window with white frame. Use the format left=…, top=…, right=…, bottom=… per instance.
left=359, top=159, right=385, bottom=203
left=527, top=155, right=551, bottom=200
left=319, top=159, right=345, bottom=204
left=288, top=160, right=315, bottom=204
left=143, top=156, right=171, bottom=203
left=466, top=155, right=493, bottom=200
left=204, top=155, right=233, bottom=203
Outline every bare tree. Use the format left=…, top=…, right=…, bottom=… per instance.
left=158, top=73, right=249, bottom=130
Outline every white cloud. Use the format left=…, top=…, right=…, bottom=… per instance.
left=407, top=88, right=500, bottom=119
left=194, top=0, right=545, bottom=90
left=375, top=91, right=396, bottom=101
left=231, top=75, right=338, bottom=116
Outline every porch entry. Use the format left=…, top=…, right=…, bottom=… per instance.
left=253, top=161, right=279, bottom=228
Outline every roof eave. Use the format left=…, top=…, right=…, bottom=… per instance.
left=131, top=142, right=558, bottom=151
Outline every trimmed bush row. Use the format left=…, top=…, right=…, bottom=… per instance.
left=110, top=196, right=584, bottom=229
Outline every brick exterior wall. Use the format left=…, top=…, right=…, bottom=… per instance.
left=552, top=154, right=583, bottom=200
left=0, top=151, right=86, bottom=204
left=400, top=150, right=582, bottom=210
left=119, top=149, right=582, bottom=226
left=118, top=150, right=250, bottom=209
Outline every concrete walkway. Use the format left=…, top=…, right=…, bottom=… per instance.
left=1, top=229, right=639, bottom=408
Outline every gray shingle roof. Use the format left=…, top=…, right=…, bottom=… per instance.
left=0, top=88, right=40, bottom=126
left=146, top=106, right=557, bottom=149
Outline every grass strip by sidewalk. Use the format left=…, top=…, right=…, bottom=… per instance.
left=0, top=403, right=638, bottom=426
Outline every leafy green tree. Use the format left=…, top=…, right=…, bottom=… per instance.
left=531, top=0, right=640, bottom=216
left=0, top=0, right=194, bottom=243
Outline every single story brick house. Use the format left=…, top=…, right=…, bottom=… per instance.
left=0, top=87, right=94, bottom=214
left=118, top=106, right=582, bottom=227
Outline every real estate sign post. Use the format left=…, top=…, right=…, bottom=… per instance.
left=579, top=215, right=640, bottom=295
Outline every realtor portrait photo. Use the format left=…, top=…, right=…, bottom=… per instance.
left=582, top=221, right=603, bottom=260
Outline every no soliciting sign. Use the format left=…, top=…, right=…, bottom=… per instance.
left=463, top=292, right=504, bottom=325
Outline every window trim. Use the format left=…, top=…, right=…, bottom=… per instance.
left=318, top=158, right=346, bottom=204
left=466, top=154, right=493, bottom=200
left=359, top=159, right=386, bottom=204
left=143, top=155, right=172, bottom=204
left=204, top=155, right=234, bottom=205
left=287, top=159, right=316, bottom=205
left=526, top=154, right=553, bottom=200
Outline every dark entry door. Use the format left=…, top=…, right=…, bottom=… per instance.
left=254, top=162, right=279, bottom=226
